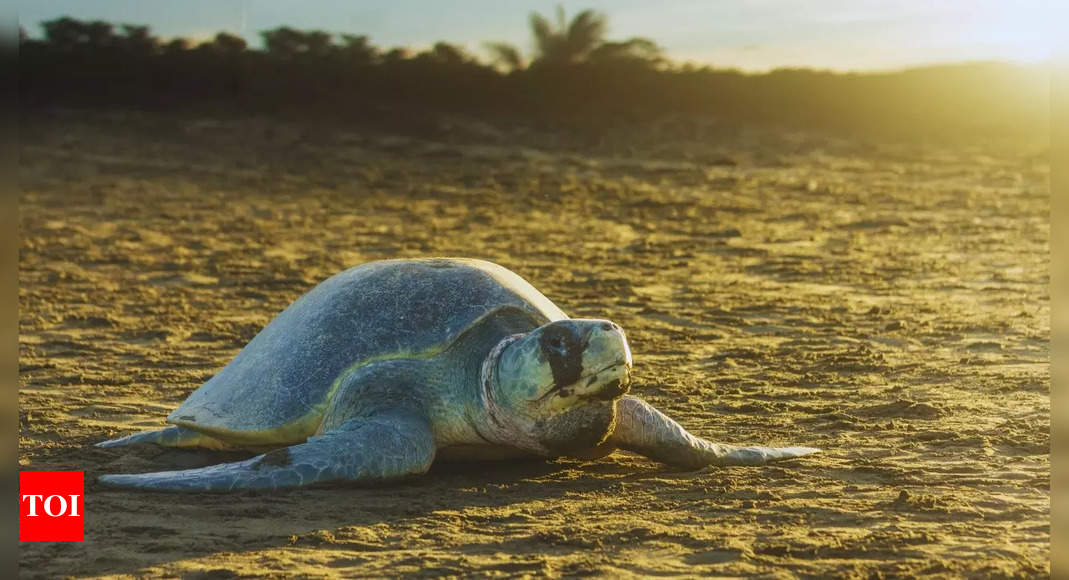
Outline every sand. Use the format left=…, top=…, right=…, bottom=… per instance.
left=19, top=110, right=1049, bottom=578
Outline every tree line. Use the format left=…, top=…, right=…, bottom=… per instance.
left=19, top=9, right=1047, bottom=141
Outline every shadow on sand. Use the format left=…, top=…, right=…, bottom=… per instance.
left=22, top=436, right=668, bottom=578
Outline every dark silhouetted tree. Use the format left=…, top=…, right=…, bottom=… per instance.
left=262, top=26, right=298, bottom=57
left=84, top=20, right=116, bottom=49
left=18, top=14, right=1049, bottom=142
left=484, top=42, right=525, bottom=72
left=381, top=47, right=411, bottom=64
left=163, top=37, right=191, bottom=54
left=41, top=17, right=86, bottom=50
left=529, top=6, right=606, bottom=65
left=119, top=24, right=157, bottom=54
left=303, top=30, right=334, bottom=57
left=41, top=17, right=118, bottom=51
left=488, top=7, right=657, bottom=71
left=208, top=32, right=247, bottom=55
left=421, top=42, right=470, bottom=65
left=262, top=27, right=326, bottom=58
left=340, top=34, right=377, bottom=65
left=589, top=37, right=663, bottom=67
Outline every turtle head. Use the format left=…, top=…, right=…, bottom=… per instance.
left=489, top=319, right=632, bottom=453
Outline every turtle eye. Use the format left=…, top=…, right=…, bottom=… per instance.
left=548, top=336, right=566, bottom=350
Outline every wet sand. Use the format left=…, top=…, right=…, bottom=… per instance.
left=19, top=111, right=1049, bottom=577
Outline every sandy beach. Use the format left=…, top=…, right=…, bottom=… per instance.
left=18, top=110, right=1049, bottom=578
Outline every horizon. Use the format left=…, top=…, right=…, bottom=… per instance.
left=16, top=0, right=1065, bottom=73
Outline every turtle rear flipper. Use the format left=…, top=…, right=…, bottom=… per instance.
left=97, top=412, right=436, bottom=492
left=609, top=396, right=820, bottom=469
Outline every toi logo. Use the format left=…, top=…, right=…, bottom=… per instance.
left=20, top=471, right=85, bottom=542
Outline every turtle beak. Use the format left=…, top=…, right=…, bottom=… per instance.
left=554, top=320, right=632, bottom=404
left=593, top=369, right=631, bottom=401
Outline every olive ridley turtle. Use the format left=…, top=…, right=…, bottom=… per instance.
left=97, top=258, right=819, bottom=491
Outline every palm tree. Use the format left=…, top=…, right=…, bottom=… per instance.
left=529, top=5, right=606, bottom=65
left=483, top=5, right=605, bottom=70
left=486, top=6, right=660, bottom=71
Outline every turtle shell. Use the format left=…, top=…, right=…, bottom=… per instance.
left=167, top=258, right=566, bottom=444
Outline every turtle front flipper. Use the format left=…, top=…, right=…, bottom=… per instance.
left=96, top=425, right=239, bottom=450
left=609, top=396, right=820, bottom=469
left=97, top=412, right=436, bottom=492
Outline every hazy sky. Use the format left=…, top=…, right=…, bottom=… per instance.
left=16, top=0, right=1064, bottom=71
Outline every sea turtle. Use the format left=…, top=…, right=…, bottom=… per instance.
left=97, top=258, right=819, bottom=491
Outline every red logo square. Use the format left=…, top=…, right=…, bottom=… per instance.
left=20, top=471, right=85, bottom=542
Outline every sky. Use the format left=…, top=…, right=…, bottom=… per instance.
left=15, top=0, right=1066, bottom=72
